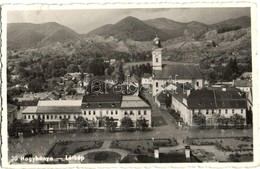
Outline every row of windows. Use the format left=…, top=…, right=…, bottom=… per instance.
left=124, top=110, right=147, bottom=116
left=193, top=109, right=244, bottom=115
left=83, top=110, right=119, bottom=116
left=23, top=114, right=78, bottom=120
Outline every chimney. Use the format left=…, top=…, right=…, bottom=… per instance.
left=185, top=146, right=191, bottom=160
left=154, top=148, right=159, bottom=159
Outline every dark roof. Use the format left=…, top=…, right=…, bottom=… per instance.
left=153, top=63, right=203, bottom=80
left=19, top=100, right=39, bottom=106
left=187, top=89, right=247, bottom=109
left=82, top=92, right=122, bottom=109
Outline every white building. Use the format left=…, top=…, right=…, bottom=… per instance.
left=21, top=92, right=152, bottom=131
left=22, top=100, right=82, bottom=130
left=81, top=93, right=152, bottom=128
left=171, top=88, right=247, bottom=126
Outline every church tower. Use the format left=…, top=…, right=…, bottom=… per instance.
left=152, top=35, right=162, bottom=70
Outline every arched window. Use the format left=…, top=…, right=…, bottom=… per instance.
left=130, top=111, right=134, bottom=115
left=124, top=111, right=128, bottom=115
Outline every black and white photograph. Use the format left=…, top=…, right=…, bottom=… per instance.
left=1, top=4, right=258, bottom=167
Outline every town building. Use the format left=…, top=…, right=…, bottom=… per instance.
left=150, top=36, right=204, bottom=97
left=21, top=93, right=152, bottom=131
left=81, top=93, right=151, bottom=128
left=22, top=100, right=82, bottom=131
left=171, top=88, right=247, bottom=126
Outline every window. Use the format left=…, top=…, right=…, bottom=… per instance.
left=60, top=116, right=62, bottom=119
left=55, top=115, right=57, bottom=119
left=144, top=111, right=147, bottom=115
left=212, top=110, right=214, bottom=114
left=106, top=111, right=108, bottom=115
left=43, top=115, right=45, bottom=119
left=206, top=110, right=209, bottom=115
left=232, top=109, right=235, bottom=114
left=89, top=111, right=91, bottom=115
left=28, top=115, right=30, bottom=119
left=111, top=111, right=113, bottom=115
left=198, top=110, right=201, bottom=114
left=115, top=110, right=118, bottom=115
left=51, top=115, right=53, bottom=119
left=156, top=58, right=158, bottom=63
left=68, top=115, right=70, bottom=119
left=219, top=109, right=221, bottom=114
left=74, top=116, right=76, bottom=119
left=196, top=81, right=199, bottom=87
left=84, top=111, right=86, bottom=115
left=138, top=111, right=141, bottom=115
left=47, top=115, right=49, bottom=119
left=225, top=109, right=228, bottom=114
left=241, top=109, right=243, bottom=114
left=24, top=115, right=27, bottom=119
left=124, top=111, right=128, bottom=115
left=93, top=111, right=96, bottom=115
left=156, top=82, right=158, bottom=87
left=130, top=111, right=134, bottom=115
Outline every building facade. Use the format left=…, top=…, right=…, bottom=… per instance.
left=22, top=93, right=152, bottom=130
left=171, top=88, right=247, bottom=126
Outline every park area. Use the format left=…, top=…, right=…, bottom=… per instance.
left=110, top=138, right=178, bottom=155
left=46, top=140, right=103, bottom=158
left=186, top=136, right=253, bottom=162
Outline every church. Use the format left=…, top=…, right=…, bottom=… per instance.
left=151, top=36, right=205, bottom=97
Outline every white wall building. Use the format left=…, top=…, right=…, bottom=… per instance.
left=171, top=88, right=247, bottom=126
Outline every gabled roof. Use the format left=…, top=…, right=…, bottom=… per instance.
left=153, top=63, right=203, bottom=80
left=82, top=92, right=122, bottom=109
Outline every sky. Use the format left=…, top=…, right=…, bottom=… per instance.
left=7, top=8, right=250, bottom=34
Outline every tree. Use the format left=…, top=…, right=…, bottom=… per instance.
left=28, top=78, right=44, bottom=92
left=105, top=117, right=117, bottom=132
left=60, top=118, right=70, bottom=130
left=230, top=114, right=245, bottom=127
left=136, top=117, right=149, bottom=130
left=120, top=116, right=134, bottom=131
left=193, top=113, right=206, bottom=126
left=216, top=115, right=229, bottom=126
left=75, top=116, right=88, bottom=131
left=29, top=118, right=45, bottom=134
left=8, top=119, right=24, bottom=136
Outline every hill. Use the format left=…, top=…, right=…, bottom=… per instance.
left=7, top=22, right=80, bottom=50
left=210, top=16, right=251, bottom=28
left=86, top=16, right=171, bottom=41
